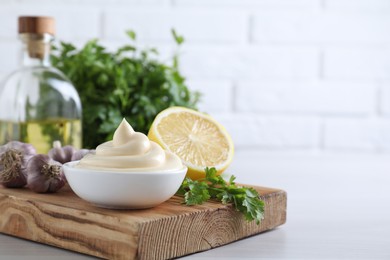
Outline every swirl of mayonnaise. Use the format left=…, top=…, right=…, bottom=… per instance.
left=76, top=118, right=183, bottom=172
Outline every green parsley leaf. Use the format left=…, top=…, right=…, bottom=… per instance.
left=185, top=179, right=210, bottom=205
left=126, top=30, right=137, bottom=41
left=171, top=29, right=185, bottom=45
left=177, top=167, right=265, bottom=224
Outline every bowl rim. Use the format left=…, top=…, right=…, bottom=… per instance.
left=63, top=160, right=188, bottom=175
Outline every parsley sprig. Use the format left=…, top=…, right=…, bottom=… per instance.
left=51, top=29, right=200, bottom=149
left=177, top=167, right=265, bottom=224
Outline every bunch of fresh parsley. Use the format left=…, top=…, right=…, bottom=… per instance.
left=51, top=30, right=200, bottom=148
left=177, top=167, right=265, bottom=224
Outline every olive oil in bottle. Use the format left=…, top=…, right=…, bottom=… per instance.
left=0, top=16, right=82, bottom=153
left=0, top=119, right=81, bottom=154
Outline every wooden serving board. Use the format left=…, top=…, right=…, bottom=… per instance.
left=0, top=184, right=286, bottom=260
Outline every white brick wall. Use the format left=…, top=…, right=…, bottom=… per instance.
left=1, top=0, right=390, bottom=154
left=380, top=81, right=390, bottom=115
left=324, top=48, right=390, bottom=79
left=180, top=46, right=319, bottom=79
left=236, top=80, right=376, bottom=115
left=103, top=9, right=248, bottom=44
left=325, top=0, right=390, bottom=11
left=252, top=11, right=390, bottom=44
left=324, top=118, right=390, bottom=152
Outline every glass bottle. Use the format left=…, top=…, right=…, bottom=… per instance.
left=0, top=16, right=82, bottom=153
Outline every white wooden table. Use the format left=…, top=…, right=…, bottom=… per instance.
left=1, top=151, right=390, bottom=259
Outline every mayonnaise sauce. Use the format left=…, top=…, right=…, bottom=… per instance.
left=76, top=118, right=183, bottom=172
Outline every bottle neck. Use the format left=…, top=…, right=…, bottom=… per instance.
left=20, top=33, right=53, bottom=67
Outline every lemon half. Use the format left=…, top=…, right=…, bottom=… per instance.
left=148, top=107, right=234, bottom=180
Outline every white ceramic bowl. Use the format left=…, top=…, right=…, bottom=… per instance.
left=63, top=161, right=187, bottom=209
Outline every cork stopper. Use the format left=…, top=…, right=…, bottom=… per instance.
left=18, top=16, right=55, bottom=35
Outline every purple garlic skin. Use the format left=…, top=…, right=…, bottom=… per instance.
left=71, top=149, right=95, bottom=161
left=0, top=141, right=36, bottom=188
left=27, top=154, right=66, bottom=193
left=48, top=141, right=76, bottom=164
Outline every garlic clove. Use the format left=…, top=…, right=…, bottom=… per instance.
left=48, top=141, right=76, bottom=164
left=0, top=141, right=36, bottom=188
left=27, top=154, right=66, bottom=193
left=0, top=161, right=27, bottom=188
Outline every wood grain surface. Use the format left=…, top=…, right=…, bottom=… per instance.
left=0, top=184, right=286, bottom=260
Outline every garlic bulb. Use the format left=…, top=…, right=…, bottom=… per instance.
left=27, top=154, right=66, bottom=193
left=71, top=149, right=95, bottom=161
left=0, top=141, right=36, bottom=188
left=48, top=141, right=76, bottom=164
